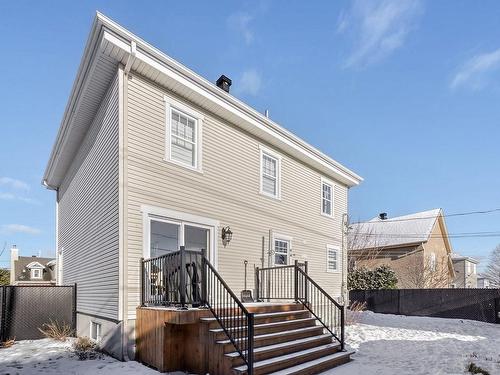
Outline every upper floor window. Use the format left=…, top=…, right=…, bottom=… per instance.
left=260, top=146, right=281, bottom=199
left=165, top=95, right=203, bottom=171
left=321, top=179, right=334, bottom=217
left=467, top=262, right=476, bottom=274
left=326, top=245, right=340, bottom=272
left=429, top=252, right=437, bottom=272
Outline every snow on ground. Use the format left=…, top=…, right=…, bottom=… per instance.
left=0, top=313, right=499, bottom=374
left=332, top=311, right=500, bottom=375
left=0, top=338, right=182, bottom=375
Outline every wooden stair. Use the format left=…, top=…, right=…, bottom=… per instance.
left=201, top=303, right=352, bottom=375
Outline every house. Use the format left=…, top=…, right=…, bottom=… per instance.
left=450, top=253, right=478, bottom=288
left=42, top=12, right=362, bottom=374
left=477, top=274, right=493, bottom=288
left=10, top=245, right=56, bottom=285
left=348, top=209, right=455, bottom=288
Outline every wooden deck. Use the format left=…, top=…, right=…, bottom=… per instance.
left=136, top=303, right=352, bottom=375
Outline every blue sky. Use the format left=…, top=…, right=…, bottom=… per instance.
left=1, top=0, right=499, bottom=270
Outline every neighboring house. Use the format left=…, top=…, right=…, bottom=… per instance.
left=348, top=209, right=455, bottom=289
left=451, top=253, right=478, bottom=288
left=42, top=13, right=362, bottom=361
left=10, top=245, right=56, bottom=285
left=477, top=274, right=493, bottom=288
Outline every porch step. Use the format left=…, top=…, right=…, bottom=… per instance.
left=232, top=343, right=341, bottom=375
left=210, top=317, right=316, bottom=338
left=201, top=309, right=311, bottom=326
left=225, top=334, right=334, bottom=363
left=216, top=326, right=325, bottom=350
left=268, top=351, right=354, bottom=375
left=245, top=303, right=303, bottom=314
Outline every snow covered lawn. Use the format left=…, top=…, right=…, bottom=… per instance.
left=0, top=313, right=499, bottom=374
left=334, top=311, right=500, bottom=375
left=0, top=338, right=180, bottom=375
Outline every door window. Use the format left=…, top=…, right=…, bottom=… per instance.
left=274, top=239, right=290, bottom=265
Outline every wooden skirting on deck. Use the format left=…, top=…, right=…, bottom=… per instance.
left=136, top=307, right=213, bottom=373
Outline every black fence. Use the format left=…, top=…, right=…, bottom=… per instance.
left=0, top=285, right=76, bottom=341
left=350, top=288, right=500, bottom=324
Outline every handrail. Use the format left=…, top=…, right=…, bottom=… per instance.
left=255, top=260, right=345, bottom=351
left=201, top=251, right=254, bottom=374
left=297, top=267, right=345, bottom=350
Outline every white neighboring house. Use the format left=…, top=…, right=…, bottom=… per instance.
left=451, top=253, right=479, bottom=288
left=42, top=13, right=362, bottom=359
left=477, top=274, right=493, bottom=288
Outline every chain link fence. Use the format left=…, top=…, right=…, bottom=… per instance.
left=350, top=288, right=500, bottom=324
left=0, top=285, right=76, bottom=341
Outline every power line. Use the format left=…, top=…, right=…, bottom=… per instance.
left=351, top=208, right=500, bottom=225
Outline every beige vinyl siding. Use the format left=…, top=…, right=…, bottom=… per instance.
left=125, top=74, right=348, bottom=318
left=58, top=71, right=120, bottom=320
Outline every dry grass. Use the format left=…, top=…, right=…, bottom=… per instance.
left=346, top=301, right=367, bottom=325
left=72, top=336, right=101, bottom=360
left=0, top=338, right=15, bottom=349
left=38, top=320, right=74, bottom=341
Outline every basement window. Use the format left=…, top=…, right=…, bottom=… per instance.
left=90, top=321, right=102, bottom=342
left=327, top=245, right=340, bottom=273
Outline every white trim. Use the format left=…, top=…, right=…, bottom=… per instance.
left=259, top=145, right=282, bottom=200
left=26, top=261, right=44, bottom=269
left=164, top=95, right=203, bottom=172
left=326, top=244, right=340, bottom=273
left=141, top=205, right=218, bottom=266
left=321, top=177, right=334, bottom=218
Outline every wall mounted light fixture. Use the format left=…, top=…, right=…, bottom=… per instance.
left=222, top=226, right=233, bottom=247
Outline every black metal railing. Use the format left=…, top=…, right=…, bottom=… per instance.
left=202, top=250, right=255, bottom=374
left=255, top=260, right=344, bottom=350
left=141, top=246, right=203, bottom=307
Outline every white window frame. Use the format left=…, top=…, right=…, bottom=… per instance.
left=272, top=234, right=292, bottom=266
left=141, top=205, right=219, bottom=266
left=31, top=268, right=42, bottom=279
left=164, top=95, right=204, bottom=172
left=326, top=245, right=340, bottom=273
left=321, top=178, right=334, bottom=218
left=259, top=145, right=281, bottom=200
left=90, top=321, right=102, bottom=342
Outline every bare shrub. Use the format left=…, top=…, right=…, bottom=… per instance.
left=346, top=301, right=367, bottom=325
left=0, top=338, right=15, bottom=349
left=72, top=336, right=101, bottom=360
left=38, top=320, right=74, bottom=341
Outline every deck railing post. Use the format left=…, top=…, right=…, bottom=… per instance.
left=0, top=286, right=7, bottom=342
left=201, top=248, right=207, bottom=306
left=254, top=267, right=260, bottom=301
left=340, top=305, right=345, bottom=351
left=179, top=246, right=187, bottom=308
left=140, top=257, right=145, bottom=306
left=304, top=261, right=309, bottom=304
left=247, top=312, right=255, bottom=375
left=294, top=260, right=299, bottom=303
left=72, top=283, right=77, bottom=333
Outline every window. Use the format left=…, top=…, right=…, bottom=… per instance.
left=429, top=252, right=437, bottom=272
left=90, top=321, right=102, bottom=342
left=467, top=262, right=476, bottom=275
left=260, top=147, right=281, bottom=199
left=274, top=239, right=290, bottom=265
left=321, top=179, right=334, bottom=217
left=165, top=96, right=203, bottom=171
left=327, top=245, right=340, bottom=272
left=31, top=268, right=42, bottom=279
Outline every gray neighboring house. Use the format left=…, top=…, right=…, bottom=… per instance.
left=10, top=246, right=56, bottom=285
left=451, top=253, right=478, bottom=288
